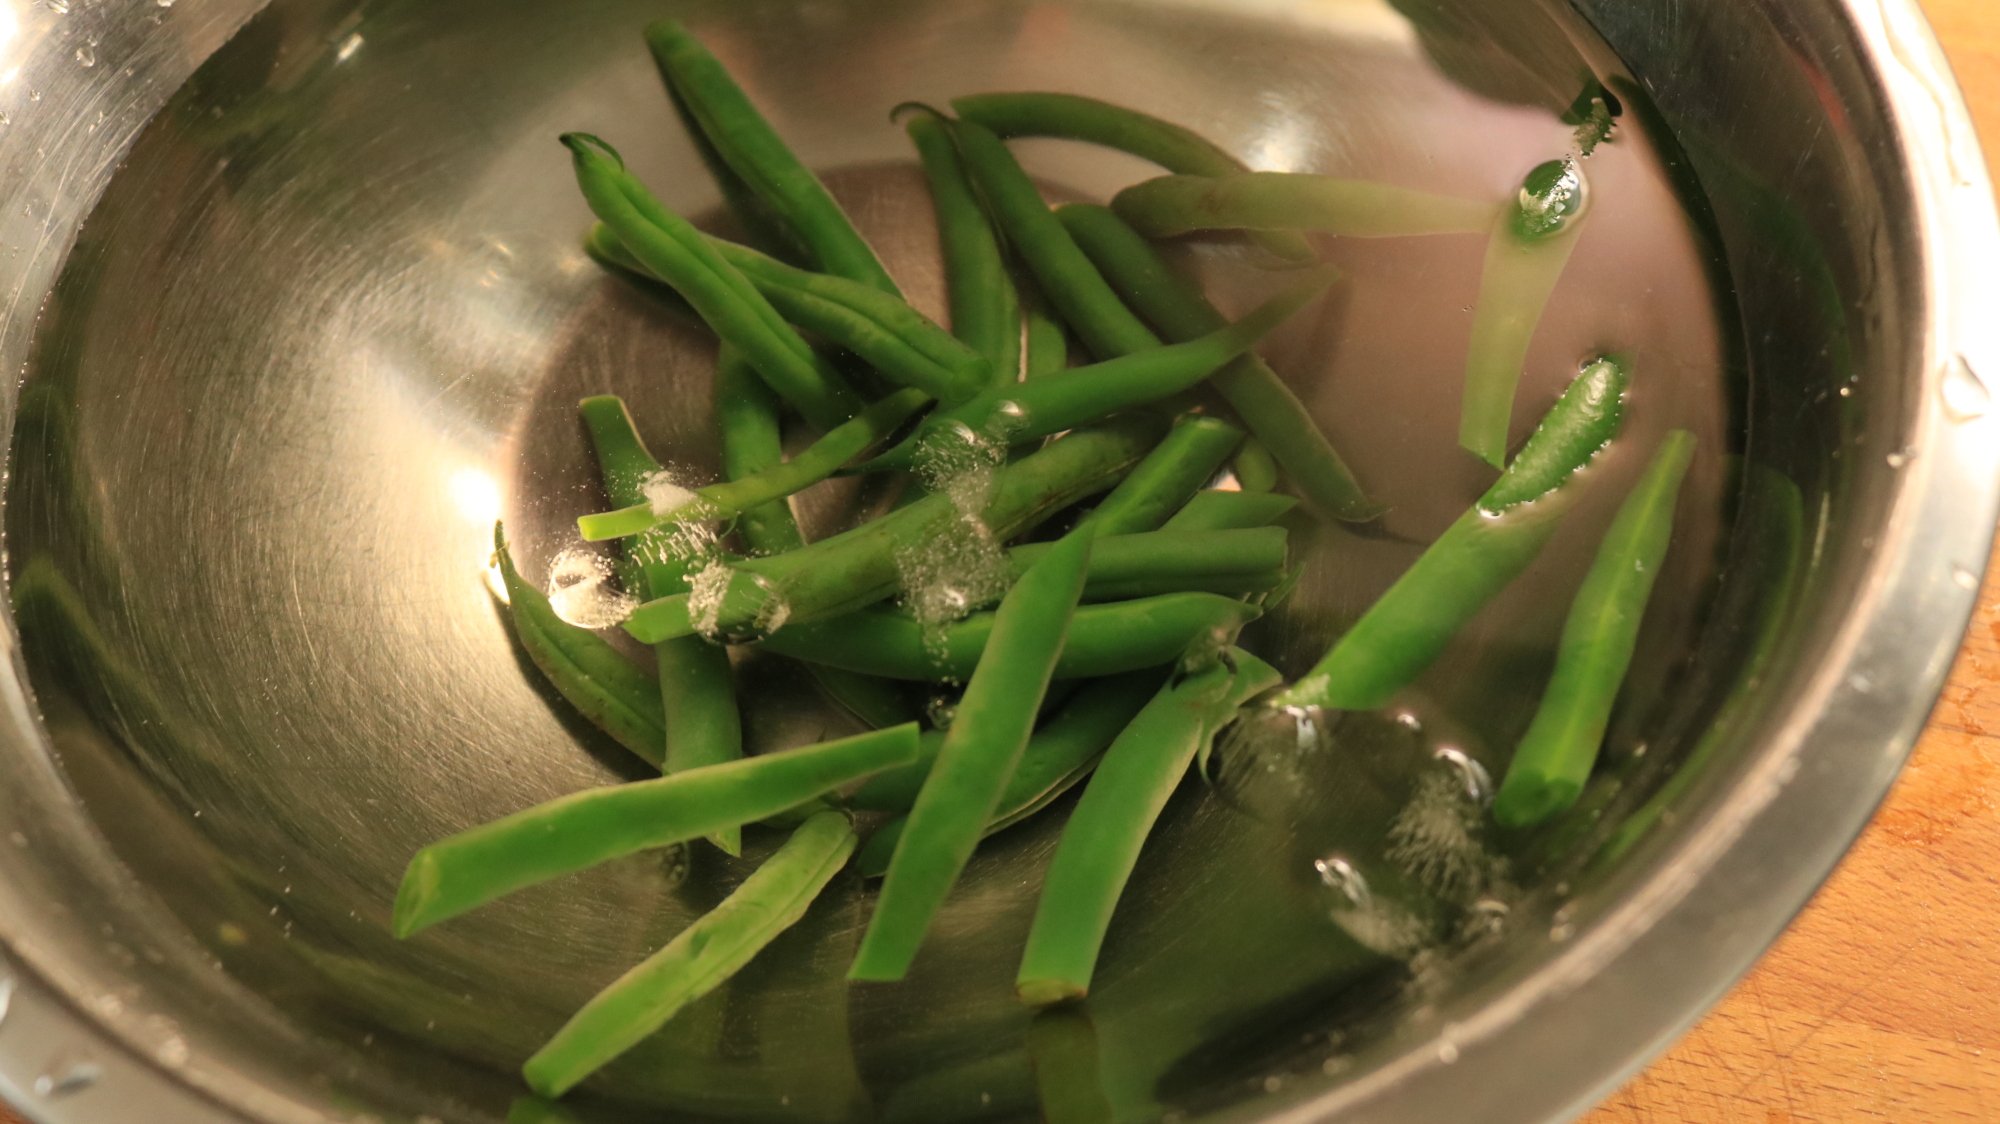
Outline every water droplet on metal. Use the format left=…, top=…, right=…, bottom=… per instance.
left=1941, top=355, right=1991, bottom=421
left=156, top=0, right=175, bottom=7
left=1951, top=564, right=1979, bottom=591
left=1432, top=745, right=1492, bottom=804
left=74, top=43, right=96, bottom=68
left=1837, top=385, right=1853, bottom=398
left=1885, top=446, right=1916, bottom=469
left=335, top=32, right=365, bottom=63
left=34, top=1053, right=101, bottom=1098
left=45, top=0, right=70, bottom=14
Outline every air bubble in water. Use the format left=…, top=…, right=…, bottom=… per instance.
left=75, top=43, right=97, bottom=68
left=34, top=1052, right=100, bottom=1098
left=1313, top=854, right=1370, bottom=909
left=546, top=547, right=636, bottom=629
left=155, top=1035, right=189, bottom=1068
left=686, top=564, right=788, bottom=643
left=925, top=695, right=958, bottom=729
left=1952, top=564, right=1979, bottom=591
left=0, top=974, right=12, bottom=1027
left=1512, top=158, right=1587, bottom=240
left=641, top=470, right=702, bottom=520
left=1432, top=745, right=1492, bottom=804
left=1885, top=446, right=1916, bottom=469
left=1942, top=355, right=1991, bottom=421
left=45, top=0, right=70, bottom=14
left=896, top=424, right=1012, bottom=657
left=1385, top=760, right=1489, bottom=901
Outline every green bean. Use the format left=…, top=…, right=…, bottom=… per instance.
left=755, top=593, right=1260, bottom=682
left=1111, top=172, right=1499, bottom=239
left=492, top=526, right=665, bottom=769
left=1015, top=649, right=1281, bottom=1005
left=579, top=389, right=932, bottom=542
left=907, top=112, right=1021, bottom=387
left=563, top=134, right=861, bottom=431
left=949, top=91, right=1314, bottom=263
left=580, top=396, right=747, bottom=854
left=520, top=810, right=856, bottom=1097
left=1459, top=159, right=1590, bottom=468
left=713, top=349, right=925, bottom=732
left=1231, top=439, right=1279, bottom=493
left=1161, top=489, right=1300, bottom=532
left=1271, top=356, right=1630, bottom=713
left=645, top=20, right=900, bottom=295
left=1494, top=431, right=1695, bottom=828
left=391, top=722, right=919, bottom=937
left=852, top=671, right=1163, bottom=874
left=622, top=417, right=1160, bottom=643
left=1023, top=287, right=1070, bottom=379
left=1006, top=527, right=1288, bottom=600
left=1056, top=202, right=1377, bottom=521
left=1076, top=415, right=1243, bottom=536
left=662, top=59, right=808, bottom=263
left=850, top=533, right=1095, bottom=980
left=1027, top=1006, right=1116, bottom=1124
left=951, top=118, right=1163, bottom=360
left=865, top=270, right=1332, bottom=471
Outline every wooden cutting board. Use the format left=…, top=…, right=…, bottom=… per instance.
left=3, top=7, right=1995, bottom=1124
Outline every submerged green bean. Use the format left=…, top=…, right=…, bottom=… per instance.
left=392, top=723, right=919, bottom=937
left=951, top=118, right=1163, bottom=360
left=579, top=389, right=932, bottom=542
left=950, top=91, right=1314, bottom=263
left=1076, top=416, right=1244, bottom=536
left=1005, top=528, right=1288, bottom=600
left=851, top=533, right=1094, bottom=981
left=563, top=135, right=861, bottom=431
left=1161, top=489, right=1300, bottom=532
left=1057, top=202, right=1376, bottom=521
left=1022, top=288, right=1070, bottom=379
left=907, top=112, right=1021, bottom=387
left=1231, top=439, right=1279, bottom=493
left=492, top=527, right=665, bottom=768
left=521, top=811, right=857, bottom=1097
left=622, top=418, right=1160, bottom=643
left=1494, top=430, right=1694, bottom=828
left=756, top=593, right=1261, bottom=682
left=1016, top=649, right=1281, bottom=1005
left=1272, top=356, right=1630, bottom=713
left=1112, top=173, right=1499, bottom=239
left=646, top=20, right=900, bottom=295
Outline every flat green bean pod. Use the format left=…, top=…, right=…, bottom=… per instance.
left=851, top=533, right=1095, bottom=980
left=1271, top=356, right=1630, bottom=712
left=521, top=811, right=857, bottom=1097
left=1494, top=430, right=1695, bottom=828
left=1016, top=649, right=1281, bottom=1004
left=1112, top=172, right=1500, bottom=239
left=391, top=723, right=919, bottom=937
left=754, top=593, right=1261, bottom=682
left=950, top=91, right=1314, bottom=263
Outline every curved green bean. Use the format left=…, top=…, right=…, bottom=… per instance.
left=1162, top=489, right=1300, bottom=532
left=1112, top=172, right=1499, bottom=239
left=645, top=20, right=900, bottom=295
left=391, top=722, right=919, bottom=937
left=579, top=389, right=932, bottom=542
left=622, top=417, right=1161, bottom=644
left=949, top=91, right=1314, bottom=263
left=492, top=526, right=664, bottom=768
left=1271, top=356, right=1630, bottom=712
left=1015, top=649, right=1281, bottom=1005
left=1057, top=202, right=1376, bottom=521
left=755, top=593, right=1261, bottom=682
left=580, top=396, right=746, bottom=854
left=1076, top=415, right=1244, bottom=536
left=866, top=269, right=1331, bottom=471
left=907, top=112, right=1021, bottom=387
left=563, top=134, right=861, bottom=431
left=521, top=810, right=857, bottom=1097
left=950, top=118, right=1162, bottom=360
left=851, top=533, right=1095, bottom=980
left=1494, top=430, right=1695, bottom=828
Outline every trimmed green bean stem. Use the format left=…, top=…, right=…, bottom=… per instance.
left=622, top=417, right=1161, bottom=643
left=580, top=395, right=747, bottom=854
left=1016, top=649, right=1281, bottom=1005
left=1076, top=415, right=1244, bottom=536
left=563, top=134, right=862, bottom=431
left=950, top=91, right=1314, bottom=263
left=907, top=112, right=1021, bottom=387
left=1162, top=489, right=1300, bottom=532
left=521, top=811, right=857, bottom=1097
left=951, top=118, right=1163, bottom=360
left=646, top=20, right=900, bottom=295
left=492, top=527, right=664, bottom=768
left=851, top=533, right=1095, bottom=980
left=1057, top=202, right=1376, bottom=521
left=1494, top=430, right=1695, bottom=828
left=756, top=593, right=1261, bottom=682
left=1271, top=356, right=1631, bottom=712
left=853, top=669, right=1166, bottom=876
left=579, top=389, right=932, bottom=542
left=863, top=271, right=1327, bottom=472
left=1231, top=439, right=1279, bottom=493
left=391, top=723, right=920, bottom=937
left=1112, top=173, right=1499, bottom=239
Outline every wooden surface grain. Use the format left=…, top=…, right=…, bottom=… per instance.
left=1584, top=2, right=2000, bottom=1121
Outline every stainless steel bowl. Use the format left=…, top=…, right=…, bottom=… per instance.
left=0, top=0, right=1995, bottom=1122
